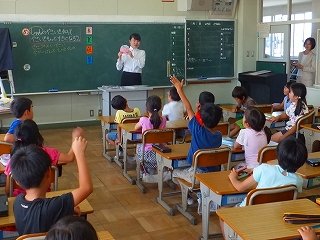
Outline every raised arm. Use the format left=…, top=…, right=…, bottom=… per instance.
left=71, top=136, right=93, bottom=207
left=169, top=76, right=194, bottom=119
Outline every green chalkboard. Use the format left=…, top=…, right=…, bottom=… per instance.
left=186, top=20, right=234, bottom=80
left=0, top=22, right=185, bottom=93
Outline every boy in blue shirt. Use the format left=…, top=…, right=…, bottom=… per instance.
left=4, top=97, right=33, bottom=143
left=170, top=76, right=222, bottom=183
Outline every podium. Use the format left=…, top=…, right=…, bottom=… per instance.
left=238, top=71, right=287, bottom=104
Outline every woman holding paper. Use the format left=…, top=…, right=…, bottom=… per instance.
left=293, top=37, right=316, bottom=87
left=116, top=33, right=146, bottom=86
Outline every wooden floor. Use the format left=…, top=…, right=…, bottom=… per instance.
left=41, top=125, right=223, bottom=240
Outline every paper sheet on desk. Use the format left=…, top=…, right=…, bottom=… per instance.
left=0, top=154, right=10, bottom=166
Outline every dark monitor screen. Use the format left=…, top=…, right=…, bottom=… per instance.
left=256, top=61, right=286, bottom=74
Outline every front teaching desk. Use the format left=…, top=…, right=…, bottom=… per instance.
left=98, top=85, right=153, bottom=116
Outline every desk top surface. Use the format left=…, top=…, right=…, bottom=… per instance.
left=0, top=189, right=93, bottom=227
left=216, top=199, right=320, bottom=240
left=301, top=123, right=320, bottom=133
left=152, top=143, right=190, bottom=159
left=97, top=230, right=114, bottom=240
left=268, top=151, right=320, bottom=179
left=196, top=171, right=253, bottom=195
left=119, top=119, right=189, bottom=133
left=98, top=115, right=115, bottom=123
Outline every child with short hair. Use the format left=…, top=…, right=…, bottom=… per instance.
left=4, top=119, right=83, bottom=196
left=229, top=86, right=256, bottom=138
left=162, top=87, right=186, bottom=121
left=229, top=136, right=306, bottom=207
left=170, top=76, right=223, bottom=183
left=234, top=107, right=271, bottom=169
left=11, top=136, right=92, bottom=235
left=134, top=95, right=166, bottom=181
left=45, top=215, right=98, bottom=240
left=194, top=91, right=215, bottom=125
left=272, top=81, right=294, bottom=111
left=271, top=82, right=309, bottom=143
left=107, top=95, right=141, bottom=145
left=4, top=97, right=33, bottom=143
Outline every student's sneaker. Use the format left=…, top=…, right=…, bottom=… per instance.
left=142, top=173, right=158, bottom=183
left=187, top=197, right=194, bottom=205
left=163, top=171, right=172, bottom=182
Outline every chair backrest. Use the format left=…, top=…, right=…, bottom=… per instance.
left=210, top=122, right=229, bottom=136
left=142, top=128, right=175, bottom=145
left=121, top=117, right=140, bottom=124
left=296, top=110, right=315, bottom=134
left=254, top=104, right=273, bottom=114
left=0, top=142, right=12, bottom=155
left=9, top=165, right=59, bottom=197
left=257, top=145, right=277, bottom=164
left=16, top=232, right=46, bottom=240
left=246, top=184, right=298, bottom=206
left=189, top=147, right=231, bottom=187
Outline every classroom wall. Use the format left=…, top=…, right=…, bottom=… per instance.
left=0, top=0, right=258, bottom=125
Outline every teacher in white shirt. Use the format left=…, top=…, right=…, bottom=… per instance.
left=293, top=37, right=316, bottom=87
left=116, top=33, right=146, bottom=86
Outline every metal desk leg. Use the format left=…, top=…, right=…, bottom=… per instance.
left=101, top=122, right=113, bottom=162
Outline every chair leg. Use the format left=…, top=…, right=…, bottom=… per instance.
left=176, top=184, right=196, bottom=225
left=136, top=162, right=146, bottom=193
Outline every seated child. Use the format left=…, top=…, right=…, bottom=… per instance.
left=229, top=86, right=256, bottom=138
left=10, top=137, right=93, bottom=235
left=135, top=95, right=166, bottom=181
left=234, top=107, right=271, bottom=170
left=4, top=120, right=83, bottom=196
left=272, top=81, right=294, bottom=112
left=194, top=91, right=215, bottom=125
left=170, top=76, right=223, bottom=184
left=162, top=87, right=186, bottom=121
left=229, top=136, right=306, bottom=208
left=270, top=82, right=308, bottom=143
left=45, top=215, right=98, bottom=240
left=4, top=97, right=33, bottom=143
left=107, top=95, right=141, bottom=145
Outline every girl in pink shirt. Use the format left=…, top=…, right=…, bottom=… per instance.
left=234, top=107, right=271, bottom=170
left=5, top=119, right=83, bottom=196
left=135, top=96, right=166, bottom=175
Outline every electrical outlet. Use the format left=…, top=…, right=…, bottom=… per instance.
left=98, top=109, right=102, bottom=116
left=90, top=110, right=94, bottom=117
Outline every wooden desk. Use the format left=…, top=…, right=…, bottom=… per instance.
left=300, top=123, right=320, bottom=152
left=98, top=115, right=116, bottom=161
left=219, top=104, right=242, bottom=121
left=216, top=199, right=320, bottom=240
left=153, top=143, right=190, bottom=215
left=118, top=120, right=189, bottom=184
left=0, top=189, right=94, bottom=228
left=196, top=171, right=254, bottom=240
left=97, top=230, right=114, bottom=240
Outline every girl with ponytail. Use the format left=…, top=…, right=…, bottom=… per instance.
left=271, top=82, right=308, bottom=143
left=134, top=95, right=167, bottom=182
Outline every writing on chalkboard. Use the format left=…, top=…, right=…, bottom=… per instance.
left=186, top=20, right=234, bottom=79
left=23, top=26, right=81, bottom=55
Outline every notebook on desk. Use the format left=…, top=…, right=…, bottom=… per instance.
left=0, top=154, right=10, bottom=166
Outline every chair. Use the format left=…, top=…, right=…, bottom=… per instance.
left=245, top=184, right=298, bottom=206
left=182, top=122, right=229, bottom=143
left=136, top=128, right=175, bottom=193
left=257, top=145, right=277, bottom=164
left=16, top=233, right=46, bottom=240
left=9, top=165, right=59, bottom=197
left=114, top=116, right=141, bottom=169
left=254, top=104, right=273, bottom=114
left=176, top=146, right=231, bottom=224
left=296, top=109, right=315, bottom=138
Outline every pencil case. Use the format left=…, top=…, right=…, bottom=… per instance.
left=283, top=213, right=320, bottom=224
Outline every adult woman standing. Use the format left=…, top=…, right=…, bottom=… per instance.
left=293, top=37, right=316, bottom=87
